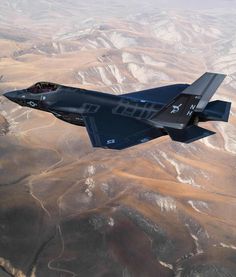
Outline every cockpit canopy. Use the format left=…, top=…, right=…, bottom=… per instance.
left=27, top=82, right=59, bottom=94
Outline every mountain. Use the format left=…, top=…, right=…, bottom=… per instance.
left=0, top=3, right=236, bottom=277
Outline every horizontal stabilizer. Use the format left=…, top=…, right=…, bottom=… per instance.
left=200, top=100, right=231, bottom=122
left=165, top=125, right=215, bottom=143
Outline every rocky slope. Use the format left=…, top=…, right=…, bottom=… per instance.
left=0, top=4, right=236, bottom=277
left=0, top=114, right=9, bottom=135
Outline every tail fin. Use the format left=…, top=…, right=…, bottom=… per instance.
left=147, top=72, right=226, bottom=129
left=182, top=72, right=226, bottom=111
left=148, top=93, right=200, bottom=129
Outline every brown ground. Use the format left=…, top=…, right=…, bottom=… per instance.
left=0, top=4, right=236, bottom=277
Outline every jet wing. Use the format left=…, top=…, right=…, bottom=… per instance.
left=121, top=84, right=189, bottom=104
left=147, top=72, right=226, bottom=129
left=82, top=112, right=164, bottom=150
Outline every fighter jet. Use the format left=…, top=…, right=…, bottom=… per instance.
left=4, top=72, right=231, bottom=150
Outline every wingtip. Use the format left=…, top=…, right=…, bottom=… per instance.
left=205, top=71, right=227, bottom=78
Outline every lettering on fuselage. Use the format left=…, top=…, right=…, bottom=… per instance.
left=112, top=99, right=160, bottom=119
left=107, top=139, right=116, bottom=144
left=186, top=104, right=196, bottom=116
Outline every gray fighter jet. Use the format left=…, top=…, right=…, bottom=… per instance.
left=4, top=72, right=231, bottom=149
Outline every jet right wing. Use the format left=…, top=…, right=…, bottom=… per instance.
left=147, top=72, right=226, bottom=129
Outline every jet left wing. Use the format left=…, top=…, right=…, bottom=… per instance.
left=82, top=112, right=164, bottom=150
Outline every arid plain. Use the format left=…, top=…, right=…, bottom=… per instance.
left=0, top=1, right=236, bottom=276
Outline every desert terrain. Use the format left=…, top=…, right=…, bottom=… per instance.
left=0, top=1, right=236, bottom=276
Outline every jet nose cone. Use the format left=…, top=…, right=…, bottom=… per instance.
left=3, top=90, right=18, bottom=101
left=3, top=90, right=27, bottom=106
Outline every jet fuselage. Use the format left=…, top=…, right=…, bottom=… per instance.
left=3, top=73, right=230, bottom=150
left=4, top=82, right=164, bottom=127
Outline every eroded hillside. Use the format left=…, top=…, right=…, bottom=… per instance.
left=0, top=4, right=236, bottom=277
